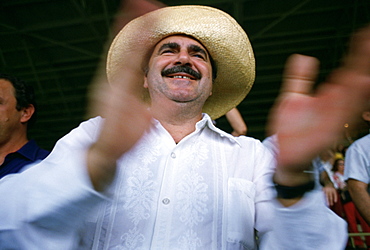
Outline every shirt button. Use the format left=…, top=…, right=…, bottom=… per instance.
left=171, top=152, right=176, bottom=158
left=162, top=198, right=170, bottom=205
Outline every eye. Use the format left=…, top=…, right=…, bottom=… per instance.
left=191, top=53, right=206, bottom=60
left=161, top=49, right=175, bottom=55
left=193, top=54, right=205, bottom=59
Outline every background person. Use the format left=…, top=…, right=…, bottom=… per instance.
left=0, top=74, right=49, bottom=179
left=333, top=158, right=370, bottom=248
left=345, top=104, right=370, bottom=225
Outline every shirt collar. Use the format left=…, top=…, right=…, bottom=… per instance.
left=16, top=139, right=40, bottom=160
left=197, top=114, right=241, bottom=146
left=150, top=113, right=241, bottom=146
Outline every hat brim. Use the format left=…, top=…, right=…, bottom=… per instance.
left=107, top=5, right=255, bottom=119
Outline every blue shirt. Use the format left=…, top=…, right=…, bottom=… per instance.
left=0, top=139, right=50, bottom=179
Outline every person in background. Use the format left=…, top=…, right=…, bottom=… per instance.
left=333, top=158, right=370, bottom=248
left=311, top=148, right=339, bottom=206
left=0, top=74, right=49, bottom=179
left=345, top=104, right=370, bottom=226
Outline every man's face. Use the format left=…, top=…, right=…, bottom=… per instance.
left=0, top=79, right=23, bottom=144
left=144, top=35, right=213, bottom=106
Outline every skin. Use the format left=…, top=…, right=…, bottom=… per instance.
left=225, top=108, right=247, bottom=136
left=321, top=170, right=338, bottom=206
left=144, top=35, right=213, bottom=143
left=0, top=79, right=34, bottom=164
left=87, top=25, right=370, bottom=208
left=347, top=179, right=370, bottom=225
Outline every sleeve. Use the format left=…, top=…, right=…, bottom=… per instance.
left=259, top=190, right=348, bottom=250
left=0, top=117, right=108, bottom=249
left=259, top=137, right=348, bottom=249
left=344, top=140, right=370, bottom=184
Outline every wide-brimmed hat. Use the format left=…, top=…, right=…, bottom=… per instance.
left=107, top=5, right=255, bottom=119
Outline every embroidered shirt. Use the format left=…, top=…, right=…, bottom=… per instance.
left=0, top=115, right=347, bottom=250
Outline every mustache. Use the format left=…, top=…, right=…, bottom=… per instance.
left=161, top=66, right=202, bottom=80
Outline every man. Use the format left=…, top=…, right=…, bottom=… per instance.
left=1, top=5, right=370, bottom=249
left=0, top=74, right=49, bottom=179
left=345, top=105, right=370, bottom=225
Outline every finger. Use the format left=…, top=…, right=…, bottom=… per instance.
left=326, top=191, right=333, bottom=206
left=112, top=0, right=165, bottom=36
left=281, top=54, right=320, bottom=95
left=344, top=24, right=370, bottom=75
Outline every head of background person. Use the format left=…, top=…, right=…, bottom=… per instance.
left=332, top=158, right=345, bottom=174
left=106, top=5, right=255, bottom=120
left=0, top=73, right=37, bottom=137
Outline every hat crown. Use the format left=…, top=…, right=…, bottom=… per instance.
left=107, top=5, right=255, bottom=119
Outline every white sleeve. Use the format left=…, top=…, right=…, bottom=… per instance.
left=259, top=190, right=347, bottom=250
left=344, top=138, right=370, bottom=184
left=0, top=117, right=108, bottom=249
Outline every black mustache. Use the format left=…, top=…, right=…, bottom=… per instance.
left=161, top=66, right=201, bottom=80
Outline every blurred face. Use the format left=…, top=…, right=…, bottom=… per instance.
left=144, top=35, right=213, bottom=107
left=336, top=159, right=345, bottom=173
left=0, top=79, right=23, bottom=144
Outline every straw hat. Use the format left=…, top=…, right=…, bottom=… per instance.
left=107, top=5, right=255, bottom=119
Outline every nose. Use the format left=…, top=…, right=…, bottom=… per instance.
left=175, top=50, right=192, bottom=66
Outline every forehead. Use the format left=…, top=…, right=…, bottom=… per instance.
left=154, top=35, right=208, bottom=52
left=0, top=79, right=16, bottom=101
left=0, top=79, right=15, bottom=92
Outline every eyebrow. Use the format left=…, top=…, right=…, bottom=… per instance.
left=158, top=42, right=179, bottom=53
left=189, top=44, right=208, bottom=59
left=158, top=42, right=208, bottom=59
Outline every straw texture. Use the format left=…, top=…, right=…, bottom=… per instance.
left=107, top=5, right=255, bottom=119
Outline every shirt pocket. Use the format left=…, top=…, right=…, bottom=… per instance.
left=227, top=178, right=256, bottom=250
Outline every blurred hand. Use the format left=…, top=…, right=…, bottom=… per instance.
left=87, top=70, right=152, bottom=191
left=270, top=25, right=370, bottom=186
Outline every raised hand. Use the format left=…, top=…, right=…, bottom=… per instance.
left=87, top=64, right=152, bottom=191
left=270, top=25, right=370, bottom=186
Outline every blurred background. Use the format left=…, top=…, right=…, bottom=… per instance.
left=1, top=0, right=369, bottom=150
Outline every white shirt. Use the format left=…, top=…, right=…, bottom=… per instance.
left=0, top=115, right=347, bottom=249
left=344, top=133, right=370, bottom=191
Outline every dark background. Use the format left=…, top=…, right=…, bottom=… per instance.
left=1, top=0, right=369, bottom=150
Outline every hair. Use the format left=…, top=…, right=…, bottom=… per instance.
left=209, top=55, right=218, bottom=81
left=332, top=158, right=344, bottom=172
left=0, top=73, right=37, bottom=129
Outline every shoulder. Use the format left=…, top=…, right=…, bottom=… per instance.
left=347, top=133, right=370, bottom=155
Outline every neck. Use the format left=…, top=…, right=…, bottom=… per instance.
left=151, top=102, right=203, bottom=143
left=0, top=134, right=29, bottom=165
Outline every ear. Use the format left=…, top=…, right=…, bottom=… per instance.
left=362, top=111, right=370, bottom=122
left=20, top=104, right=35, bottom=123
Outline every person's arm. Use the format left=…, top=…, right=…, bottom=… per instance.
left=269, top=25, right=370, bottom=206
left=347, top=179, right=370, bottom=224
left=320, top=170, right=338, bottom=206
left=225, top=107, right=247, bottom=136
left=87, top=64, right=152, bottom=191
